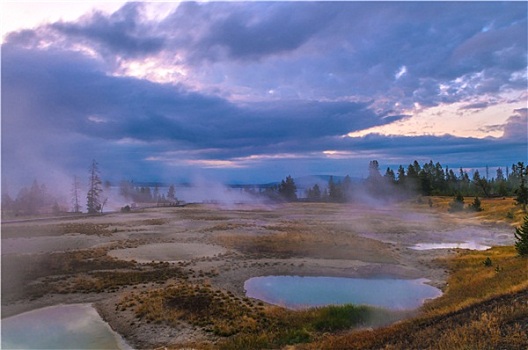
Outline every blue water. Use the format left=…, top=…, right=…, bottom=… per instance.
left=244, top=276, right=442, bottom=310
left=1, top=304, right=131, bottom=349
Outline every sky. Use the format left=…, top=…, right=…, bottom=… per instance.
left=1, top=1, right=527, bottom=189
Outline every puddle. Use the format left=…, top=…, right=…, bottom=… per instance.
left=244, top=276, right=441, bottom=310
left=1, top=304, right=131, bottom=349
left=410, top=242, right=491, bottom=251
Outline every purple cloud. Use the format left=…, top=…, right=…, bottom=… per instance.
left=2, top=1, right=526, bottom=185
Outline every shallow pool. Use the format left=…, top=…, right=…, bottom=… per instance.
left=410, top=241, right=491, bottom=250
left=1, top=304, right=131, bottom=350
left=244, top=276, right=441, bottom=310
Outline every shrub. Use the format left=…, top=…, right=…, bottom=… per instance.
left=448, top=193, right=465, bottom=212
left=469, top=197, right=483, bottom=212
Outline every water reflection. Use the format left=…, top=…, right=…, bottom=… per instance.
left=1, top=304, right=131, bottom=350
left=245, top=276, right=441, bottom=310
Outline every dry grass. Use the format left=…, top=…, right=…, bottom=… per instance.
left=124, top=282, right=405, bottom=349
left=51, top=264, right=189, bottom=294
left=426, top=196, right=525, bottom=226
left=1, top=247, right=192, bottom=300
left=201, top=222, right=256, bottom=233
left=60, top=222, right=116, bottom=236
left=302, top=246, right=528, bottom=350
left=303, top=288, right=528, bottom=350
left=214, top=222, right=396, bottom=263
left=121, top=283, right=262, bottom=336
left=423, top=246, right=528, bottom=314
left=2, top=219, right=166, bottom=239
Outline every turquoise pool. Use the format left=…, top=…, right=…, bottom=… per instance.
left=244, top=276, right=442, bottom=310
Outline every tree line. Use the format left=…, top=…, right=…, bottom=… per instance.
left=2, top=159, right=526, bottom=217
left=118, top=180, right=177, bottom=205
left=1, top=179, right=59, bottom=217
left=270, top=160, right=527, bottom=210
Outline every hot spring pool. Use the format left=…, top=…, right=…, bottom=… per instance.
left=1, top=304, right=131, bottom=349
left=410, top=242, right=491, bottom=250
left=244, top=276, right=442, bottom=310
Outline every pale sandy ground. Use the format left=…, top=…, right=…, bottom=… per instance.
left=1, top=202, right=516, bottom=348
left=108, top=242, right=227, bottom=263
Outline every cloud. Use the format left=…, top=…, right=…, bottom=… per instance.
left=51, top=2, right=165, bottom=58
left=395, top=66, right=407, bottom=80
left=189, top=2, right=339, bottom=61
left=2, top=2, right=526, bottom=185
left=4, top=2, right=526, bottom=107
left=502, top=108, right=528, bottom=141
left=4, top=45, right=388, bottom=146
left=460, top=102, right=490, bottom=110
left=1, top=44, right=403, bottom=182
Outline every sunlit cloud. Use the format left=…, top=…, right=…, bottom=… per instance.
left=348, top=90, right=526, bottom=139
left=395, top=65, right=407, bottom=80
left=185, top=160, right=245, bottom=169
left=113, top=56, right=189, bottom=84
left=0, top=2, right=126, bottom=41
left=87, top=115, right=108, bottom=124
left=322, top=150, right=375, bottom=160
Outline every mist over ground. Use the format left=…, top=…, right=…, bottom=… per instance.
left=2, top=157, right=526, bottom=218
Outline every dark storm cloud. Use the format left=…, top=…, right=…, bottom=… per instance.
left=3, top=45, right=386, bottom=144
left=1, top=44, right=396, bottom=178
left=50, top=2, right=165, bottom=58
left=187, top=2, right=339, bottom=61
left=2, top=1, right=527, bottom=184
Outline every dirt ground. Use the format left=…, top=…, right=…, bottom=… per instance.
left=1, top=201, right=516, bottom=348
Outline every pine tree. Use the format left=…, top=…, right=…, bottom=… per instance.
left=86, top=160, right=103, bottom=214
left=328, top=176, right=343, bottom=202
left=397, top=165, right=406, bottom=186
left=514, top=215, right=528, bottom=256
left=384, top=168, right=396, bottom=184
left=167, top=185, right=176, bottom=202
left=342, top=175, right=352, bottom=202
left=278, top=175, right=297, bottom=201
left=306, top=184, right=321, bottom=201
left=514, top=162, right=527, bottom=212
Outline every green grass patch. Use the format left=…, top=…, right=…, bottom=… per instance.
left=312, top=304, right=383, bottom=332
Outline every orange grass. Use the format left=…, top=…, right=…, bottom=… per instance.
left=425, top=196, right=524, bottom=226
left=301, top=245, right=528, bottom=350
left=423, top=246, right=528, bottom=314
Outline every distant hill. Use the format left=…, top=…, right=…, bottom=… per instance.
left=113, top=175, right=362, bottom=191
